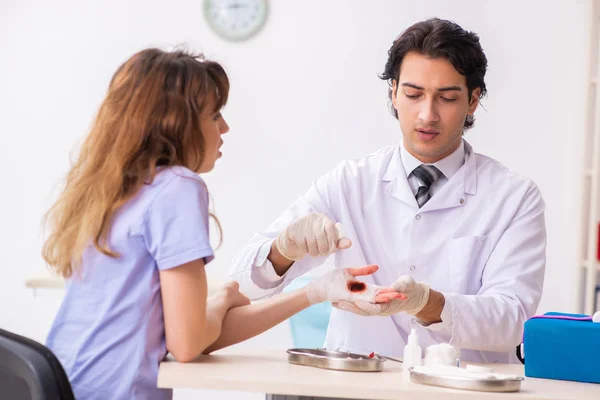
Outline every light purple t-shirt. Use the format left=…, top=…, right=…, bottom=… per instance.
left=46, top=166, right=214, bottom=400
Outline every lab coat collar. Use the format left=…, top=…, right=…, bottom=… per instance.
left=382, top=144, right=418, bottom=207
left=381, top=144, right=403, bottom=183
left=382, top=139, right=477, bottom=210
left=462, top=140, right=477, bottom=195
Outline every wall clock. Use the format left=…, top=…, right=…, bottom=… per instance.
left=204, top=0, right=269, bottom=41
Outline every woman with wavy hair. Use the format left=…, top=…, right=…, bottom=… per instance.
left=42, top=48, right=402, bottom=400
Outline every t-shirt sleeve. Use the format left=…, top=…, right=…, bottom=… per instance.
left=143, top=175, right=214, bottom=270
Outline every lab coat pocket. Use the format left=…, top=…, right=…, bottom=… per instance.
left=448, top=235, right=491, bottom=294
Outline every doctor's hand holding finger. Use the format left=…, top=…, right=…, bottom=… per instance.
left=333, top=275, right=435, bottom=318
left=304, top=265, right=406, bottom=304
left=274, top=213, right=352, bottom=261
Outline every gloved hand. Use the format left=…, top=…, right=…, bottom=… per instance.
left=305, top=264, right=406, bottom=305
left=274, top=213, right=352, bottom=261
left=333, top=275, right=430, bottom=316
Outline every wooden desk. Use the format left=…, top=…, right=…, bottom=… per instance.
left=158, top=349, right=600, bottom=400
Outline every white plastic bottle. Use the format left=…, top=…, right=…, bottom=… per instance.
left=403, top=328, right=422, bottom=370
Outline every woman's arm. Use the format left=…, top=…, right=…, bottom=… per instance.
left=204, top=265, right=405, bottom=354
left=160, top=259, right=225, bottom=362
left=203, top=288, right=310, bottom=354
left=160, top=258, right=251, bottom=362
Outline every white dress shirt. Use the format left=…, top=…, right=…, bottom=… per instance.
left=229, top=140, right=546, bottom=363
left=403, top=139, right=465, bottom=198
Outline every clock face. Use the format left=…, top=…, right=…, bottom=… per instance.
left=204, top=0, right=269, bottom=41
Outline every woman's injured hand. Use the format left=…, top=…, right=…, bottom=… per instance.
left=333, top=275, right=430, bottom=316
left=305, top=265, right=406, bottom=304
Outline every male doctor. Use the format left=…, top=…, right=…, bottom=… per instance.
left=229, top=18, right=546, bottom=363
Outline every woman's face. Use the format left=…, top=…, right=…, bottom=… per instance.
left=198, top=109, right=229, bottom=173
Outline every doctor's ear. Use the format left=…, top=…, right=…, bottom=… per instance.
left=391, top=80, right=399, bottom=111
left=468, top=87, right=481, bottom=114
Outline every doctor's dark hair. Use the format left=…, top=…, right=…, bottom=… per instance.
left=380, top=18, right=488, bottom=130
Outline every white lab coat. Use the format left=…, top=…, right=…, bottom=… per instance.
left=229, top=141, right=546, bottom=363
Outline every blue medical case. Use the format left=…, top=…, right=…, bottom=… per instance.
left=523, top=312, right=600, bottom=384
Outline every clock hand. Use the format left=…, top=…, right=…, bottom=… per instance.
left=228, top=3, right=247, bottom=10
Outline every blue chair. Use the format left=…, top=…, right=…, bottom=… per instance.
left=283, top=277, right=332, bottom=348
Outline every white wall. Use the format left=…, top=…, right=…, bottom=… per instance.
left=0, top=0, right=589, bottom=398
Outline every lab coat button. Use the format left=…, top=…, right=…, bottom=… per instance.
left=415, top=214, right=421, bottom=220
left=412, top=318, right=417, bottom=323
left=410, top=265, right=416, bottom=271
left=387, top=188, right=393, bottom=193
left=460, top=198, right=465, bottom=204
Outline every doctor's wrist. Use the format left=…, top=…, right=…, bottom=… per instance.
left=268, top=241, right=295, bottom=276
left=415, top=289, right=444, bottom=324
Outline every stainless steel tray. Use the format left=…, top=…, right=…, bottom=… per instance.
left=286, top=348, right=385, bottom=372
left=410, top=369, right=524, bottom=392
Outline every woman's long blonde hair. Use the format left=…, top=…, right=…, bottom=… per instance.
left=42, top=48, right=229, bottom=278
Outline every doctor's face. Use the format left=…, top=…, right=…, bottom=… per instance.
left=392, top=52, right=480, bottom=163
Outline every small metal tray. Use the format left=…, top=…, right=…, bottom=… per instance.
left=286, top=348, right=385, bottom=372
left=410, top=369, right=524, bottom=392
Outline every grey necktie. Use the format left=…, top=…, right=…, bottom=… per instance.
left=412, top=164, right=443, bottom=208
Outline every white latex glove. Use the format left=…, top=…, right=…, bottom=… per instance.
left=305, top=265, right=405, bottom=305
left=334, top=275, right=430, bottom=316
left=274, top=213, right=352, bottom=261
